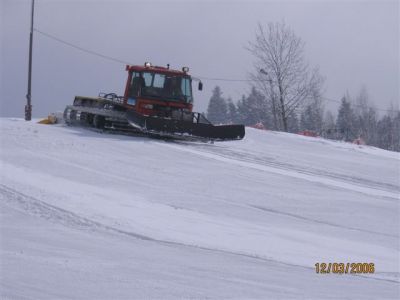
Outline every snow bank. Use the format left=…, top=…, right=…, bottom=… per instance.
left=1, top=119, right=399, bottom=299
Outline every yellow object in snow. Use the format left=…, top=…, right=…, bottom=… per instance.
left=38, top=114, right=58, bottom=124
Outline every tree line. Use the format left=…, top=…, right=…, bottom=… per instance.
left=206, top=86, right=399, bottom=152
left=205, top=21, right=399, bottom=152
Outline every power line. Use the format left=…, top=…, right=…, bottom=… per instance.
left=35, top=28, right=259, bottom=82
left=34, top=28, right=132, bottom=65
left=320, top=96, right=398, bottom=113
left=196, top=76, right=254, bottom=82
left=34, top=28, right=398, bottom=113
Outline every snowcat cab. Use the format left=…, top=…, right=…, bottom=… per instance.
left=124, top=64, right=196, bottom=119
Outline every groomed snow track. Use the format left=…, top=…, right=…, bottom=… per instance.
left=1, top=118, right=399, bottom=299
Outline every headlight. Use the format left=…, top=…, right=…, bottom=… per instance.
left=143, top=104, right=154, bottom=109
left=182, top=67, right=189, bottom=73
left=144, top=62, right=152, bottom=67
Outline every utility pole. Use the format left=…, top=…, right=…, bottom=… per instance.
left=25, top=0, right=35, bottom=121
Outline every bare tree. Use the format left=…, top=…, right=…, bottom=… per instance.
left=248, top=22, right=324, bottom=132
left=353, top=86, right=378, bottom=144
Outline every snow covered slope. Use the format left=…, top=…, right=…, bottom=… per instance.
left=1, top=118, right=399, bottom=299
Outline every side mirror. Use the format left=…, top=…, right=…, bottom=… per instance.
left=198, top=81, right=203, bottom=91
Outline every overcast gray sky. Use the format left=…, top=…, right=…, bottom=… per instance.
left=1, top=0, right=399, bottom=118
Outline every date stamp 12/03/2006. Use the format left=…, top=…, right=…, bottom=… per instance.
left=315, top=263, right=375, bottom=274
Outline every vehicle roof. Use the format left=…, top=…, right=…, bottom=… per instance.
left=126, top=65, right=189, bottom=76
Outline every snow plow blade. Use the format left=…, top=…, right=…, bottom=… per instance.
left=126, top=110, right=245, bottom=141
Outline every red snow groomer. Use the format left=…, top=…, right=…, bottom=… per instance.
left=64, top=63, right=245, bottom=142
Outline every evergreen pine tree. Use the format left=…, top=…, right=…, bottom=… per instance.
left=226, top=98, right=238, bottom=124
left=300, top=105, right=314, bottom=131
left=322, top=111, right=336, bottom=139
left=392, top=111, right=400, bottom=152
left=236, top=87, right=268, bottom=127
left=336, top=97, right=356, bottom=141
left=206, top=86, right=228, bottom=124
left=300, top=98, right=324, bottom=133
left=376, top=115, right=393, bottom=150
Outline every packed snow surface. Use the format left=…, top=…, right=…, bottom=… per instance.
left=1, top=118, right=399, bottom=299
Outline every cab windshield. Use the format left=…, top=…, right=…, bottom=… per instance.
left=129, top=72, right=193, bottom=103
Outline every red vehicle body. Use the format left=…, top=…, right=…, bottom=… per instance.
left=123, top=64, right=194, bottom=116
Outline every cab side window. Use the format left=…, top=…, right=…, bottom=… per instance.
left=129, top=72, right=143, bottom=97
